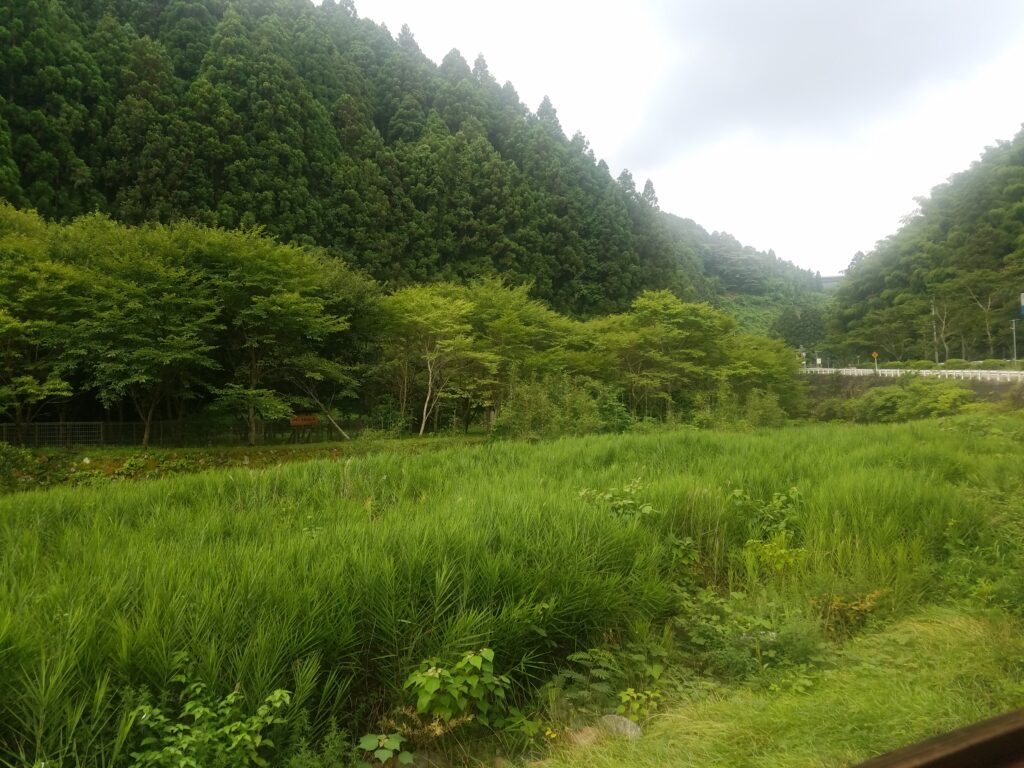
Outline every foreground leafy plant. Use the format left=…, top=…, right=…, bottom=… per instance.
left=547, top=638, right=670, bottom=722
left=404, top=648, right=512, bottom=729
left=616, top=687, right=663, bottom=722
left=0, top=441, right=33, bottom=491
left=675, top=589, right=824, bottom=678
left=129, top=668, right=290, bottom=768
left=356, top=732, right=413, bottom=767
left=579, top=478, right=657, bottom=519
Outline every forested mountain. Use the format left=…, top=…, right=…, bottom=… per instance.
left=665, top=214, right=823, bottom=297
left=663, top=214, right=828, bottom=345
left=831, top=127, right=1024, bottom=362
left=0, top=0, right=820, bottom=319
left=0, top=0, right=685, bottom=315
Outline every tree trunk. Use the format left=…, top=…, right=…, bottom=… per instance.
left=323, top=410, right=351, bottom=440
left=175, top=397, right=186, bottom=445
left=248, top=347, right=260, bottom=446
left=938, top=303, right=950, bottom=360
left=968, top=289, right=996, bottom=358
left=419, top=360, right=435, bottom=436
left=14, top=403, right=26, bottom=446
left=419, top=390, right=431, bottom=436
left=248, top=402, right=258, bottom=446
left=130, top=388, right=160, bottom=449
left=398, top=361, right=409, bottom=421
left=142, top=398, right=159, bottom=449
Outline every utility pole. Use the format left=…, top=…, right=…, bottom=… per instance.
left=1018, top=292, right=1024, bottom=364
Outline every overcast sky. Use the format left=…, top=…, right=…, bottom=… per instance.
left=354, top=0, right=1024, bottom=275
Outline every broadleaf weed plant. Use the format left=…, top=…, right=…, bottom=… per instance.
left=128, top=656, right=290, bottom=768
left=579, top=478, right=658, bottom=520
left=403, top=649, right=530, bottom=734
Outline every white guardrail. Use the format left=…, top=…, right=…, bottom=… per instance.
left=802, top=367, right=1024, bottom=383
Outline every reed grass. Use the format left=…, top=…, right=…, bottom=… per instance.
left=1, top=414, right=1022, bottom=765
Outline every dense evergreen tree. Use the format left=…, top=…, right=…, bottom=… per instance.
left=1, top=0, right=105, bottom=217
left=831, top=127, right=1024, bottom=363
left=0, top=0, right=814, bottom=317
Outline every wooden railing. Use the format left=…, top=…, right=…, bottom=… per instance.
left=855, top=709, right=1024, bottom=767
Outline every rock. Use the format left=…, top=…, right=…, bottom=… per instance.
left=597, top=714, right=643, bottom=740
left=565, top=726, right=603, bottom=747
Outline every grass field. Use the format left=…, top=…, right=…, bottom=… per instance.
left=0, top=433, right=484, bottom=493
left=542, top=608, right=1024, bottom=768
left=1, top=414, right=1023, bottom=766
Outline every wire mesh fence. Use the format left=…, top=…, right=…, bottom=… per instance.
left=0, top=420, right=348, bottom=448
left=0, top=422, right=105, bottom=448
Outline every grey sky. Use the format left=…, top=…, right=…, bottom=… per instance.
left=355, top=0, right=1024, bottom=274
left=637, top=1, right=1024, bottom=151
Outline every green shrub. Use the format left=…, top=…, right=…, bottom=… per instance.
left=691, top=385, right=790, bottom=429
left=283, top=729, right=352, bottom=768
left=1006, top=382, right=1024, bottom=410
left=128, top=663, right=291, bottom=768
left=596, top=391, right=634, bottom=433
left=675, top=590, right=824, bottom=679
left=843, top=378, right=974, bottom=423
left=404, top=648, right=512, bottom=730
left=546, top=638, right=671, bottom=723
left=744, top=390, right=787, bottom=427
left=493, top=376, right=629, bottom=439
left=0, top=441, right=33, bottom=492
left=810, top=396, right=847, bottom=421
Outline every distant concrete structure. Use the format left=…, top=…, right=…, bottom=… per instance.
left=802, top=367, right=1024, bottom=383
left=819, top=275, right=844, bottom=290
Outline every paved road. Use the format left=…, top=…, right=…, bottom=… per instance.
left=802, top=366, right=1024, bottom=383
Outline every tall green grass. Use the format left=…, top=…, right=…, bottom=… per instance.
left=1, top=415, right=1022, bottom=765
